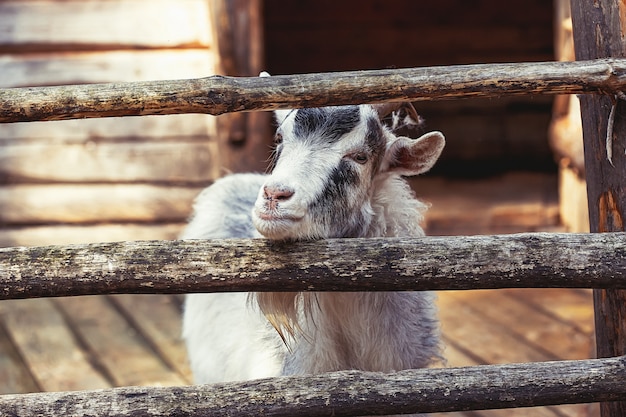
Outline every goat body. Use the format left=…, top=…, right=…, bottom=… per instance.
left=182, top=100, right=445, bottom=385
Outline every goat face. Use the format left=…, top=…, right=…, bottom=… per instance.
left=252, top=104, right=445, bottom=241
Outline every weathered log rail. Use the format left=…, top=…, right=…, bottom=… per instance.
left=1, top=232, right=626, bottom=300
left=2, top=356, right=625, bottom=417
left=1, top=58, right=626, bottom=123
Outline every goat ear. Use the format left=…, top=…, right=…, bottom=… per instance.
left=260, top=72, right=292, bottom=125
left=383, top=131, right=445, bottom=176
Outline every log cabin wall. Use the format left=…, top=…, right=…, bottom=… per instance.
left=0, top=0, right=221, bottom=247
left=263, top=0, right=556, bottom=176
left=0, top=0, right=560, bottom=247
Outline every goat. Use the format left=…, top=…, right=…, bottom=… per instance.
left=182, top=96, right=445, bottom=398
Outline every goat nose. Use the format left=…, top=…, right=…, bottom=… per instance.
left=263, top=185, right=295, bottom=201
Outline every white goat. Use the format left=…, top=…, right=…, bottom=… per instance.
left=182, top=100, right=445, bottom=391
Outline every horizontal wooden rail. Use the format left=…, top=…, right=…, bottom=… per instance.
left=1, top=58, right=626, bottom=123
left=1, top=232, right=626, bottom=300
left=1, top=356, right=625, bottom=416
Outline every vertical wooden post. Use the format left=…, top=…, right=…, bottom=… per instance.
left=570, top=1, right=626, bottom=416
left=209, top=0, right=272, bottom=174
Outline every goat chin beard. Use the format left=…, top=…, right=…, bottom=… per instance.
left=253, top=292, right=315, bottom=346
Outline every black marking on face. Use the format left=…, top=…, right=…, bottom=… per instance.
left=329, top=159, right=360, bottom=191
left=364, top=116, right=386, bottom=174
left=365, top=117, right=386, bottom=151
left=316, top=159, right=360, bottom=207
left=310, top=158, right=363, bottom=236
left=293, top=106, right=361, bottom=143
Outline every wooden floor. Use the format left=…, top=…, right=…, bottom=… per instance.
left=0, top=172, right=601, bottom=416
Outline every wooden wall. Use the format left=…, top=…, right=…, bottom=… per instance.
left=263, top=0, right=556, bottom=175
left=0, top=1, right=560, bottom=247
left=0, top=0, right=220, bottom=247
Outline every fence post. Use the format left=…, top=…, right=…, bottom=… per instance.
left=570, top=1, right=626, bottom=416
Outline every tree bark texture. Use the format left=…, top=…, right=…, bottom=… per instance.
left=2, top=58, right=626, bottom=123
left=570, top=1, right=626, bottom=416
left=1, top=232, right=626, bottom=300
left=1, top=356, right=625, bottom=416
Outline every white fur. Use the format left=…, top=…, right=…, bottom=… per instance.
left=182, top=174, right=286, bottom=382
left=182, top=101, right=445, bottom=417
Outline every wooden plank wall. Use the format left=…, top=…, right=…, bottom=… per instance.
left=263, top=0, right=556, bottom=175
left=0, top=0, right=219, bottom=247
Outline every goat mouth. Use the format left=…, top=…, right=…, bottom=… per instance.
left=256, top=211, right=303, bottom=222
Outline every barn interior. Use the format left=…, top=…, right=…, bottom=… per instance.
left=0, top=2, right=598, bottom=416
left=264, top=0, right=556, bottom=176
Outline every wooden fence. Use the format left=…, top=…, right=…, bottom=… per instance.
left=0, top=68, right=625, bottom=415
left=2, top=1, right=626, bottom=415
left=1, top=233, right=626, bottom=300
left=1, top=59, right=625, bottom=123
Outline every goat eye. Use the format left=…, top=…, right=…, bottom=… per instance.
left=350, top=152, right=368, bottom=164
